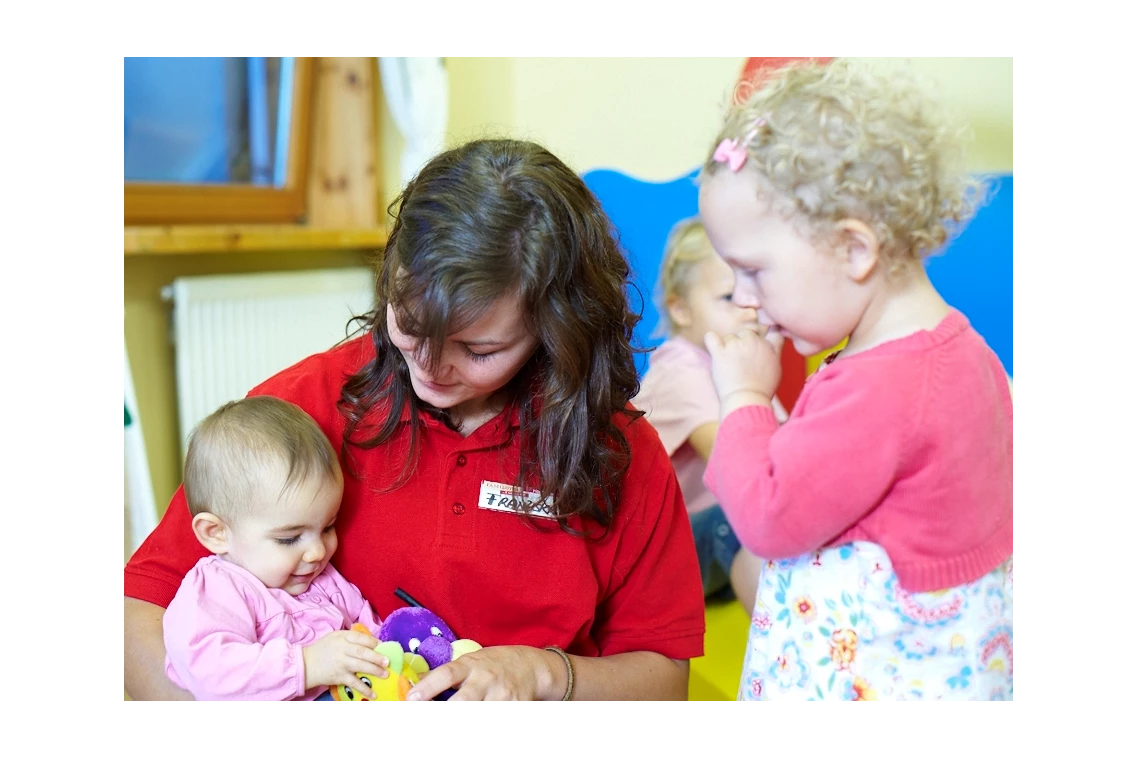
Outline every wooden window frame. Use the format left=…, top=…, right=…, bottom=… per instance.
left=124, top=58, right=314, bottom=226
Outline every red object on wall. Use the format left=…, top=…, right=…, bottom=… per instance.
left=777, top=341, right=808, bottom=412
left=737, top=57, right=832, bottom=411
left=736, top=57, right=834, bottom=104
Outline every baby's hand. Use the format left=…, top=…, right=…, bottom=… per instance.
left=705, top=328, right=783, bottom=417
left=302, top=628, right=389, bottom=699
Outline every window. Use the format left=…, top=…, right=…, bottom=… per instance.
left=124, top=57, right=314, bottom=225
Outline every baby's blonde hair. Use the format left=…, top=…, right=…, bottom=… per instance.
left=655, top=216, right=715, bottom=335
left=183, top=396, right=340, bottom=522
left=703, top=59, right=984, bottom=274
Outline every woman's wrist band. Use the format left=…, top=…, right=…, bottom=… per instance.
left=544, top=645, right=574, bottom=701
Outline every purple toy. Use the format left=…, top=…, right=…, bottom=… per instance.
left=378, top=607, right=459, bottom=672
left=379, top=590, right=482, bottom=700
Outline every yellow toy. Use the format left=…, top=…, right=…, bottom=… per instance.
left=331, top=625, right=431, bottom=701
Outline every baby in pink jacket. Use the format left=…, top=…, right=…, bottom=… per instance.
left=162, top=396, right=388, bottom=700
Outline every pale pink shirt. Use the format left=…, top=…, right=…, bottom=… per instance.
left=163, top=555, right=384, bottom=700
left=633, top=337, right=724, bottom=514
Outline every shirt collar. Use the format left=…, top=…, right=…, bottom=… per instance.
left=393, top=390, right=526, bottom=433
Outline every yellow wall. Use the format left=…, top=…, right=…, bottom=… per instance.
left=132, top=57, right=1012, bottom=520
left=438, top=56, right=1012, bottom=183
left=851, top=57, right=1012, bottom=173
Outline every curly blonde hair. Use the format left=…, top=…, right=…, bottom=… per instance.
left=655, top=216, right=714, bottom=335
left=702, top=59, right=985, bottom=274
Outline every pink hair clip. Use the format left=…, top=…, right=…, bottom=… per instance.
left=712, top=138, right=748, bottom=172
left=713, top=117, right=767, bottom=172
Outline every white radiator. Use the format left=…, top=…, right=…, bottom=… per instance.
left=163, top=267, right=375, bottom=460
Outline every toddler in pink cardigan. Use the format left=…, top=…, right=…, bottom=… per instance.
left=162, top=396, right=388, bottom=700
left=698, top=60, right=1012, bottom=700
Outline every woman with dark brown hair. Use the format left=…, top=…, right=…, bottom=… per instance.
left=125, top=138, right=705, bottom=700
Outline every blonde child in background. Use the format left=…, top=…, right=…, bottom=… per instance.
left=698, top=60, right=1012, bottom=700
left=633, top=217, right=786, bottom=616
left=162, top=396, right=389, bottom=700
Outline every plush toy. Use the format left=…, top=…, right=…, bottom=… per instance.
left=331, top=600, right=482, bottom=701
left=330, top=628, right=430, bottom=701
left=380, top=607, right=474, bottom=667
left=380, top=606, right=483, bottom=700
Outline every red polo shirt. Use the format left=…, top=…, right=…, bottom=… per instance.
left=125, top=334, right=706, bottom=660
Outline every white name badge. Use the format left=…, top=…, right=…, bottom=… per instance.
left=477, top=480, right=556, bottom=519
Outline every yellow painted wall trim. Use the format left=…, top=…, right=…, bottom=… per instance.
left=125, top=225, right=388, bottom=256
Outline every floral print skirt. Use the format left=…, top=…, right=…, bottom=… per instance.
left=739, top=541, right=1012, bottom=700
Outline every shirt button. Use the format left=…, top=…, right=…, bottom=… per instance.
left=456, top=454, right=467, bottom=467
left=312, top=596, right=322, bottom=603
left=452, top=502, right=466, bottom=515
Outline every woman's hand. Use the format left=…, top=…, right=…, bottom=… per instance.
left=406, top=645, right=563, bottom=701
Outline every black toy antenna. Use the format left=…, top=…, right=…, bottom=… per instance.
left=394, top=587, right=423, bottom=608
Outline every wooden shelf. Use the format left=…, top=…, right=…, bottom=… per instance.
left=125, top=225, right=388, bottom=256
